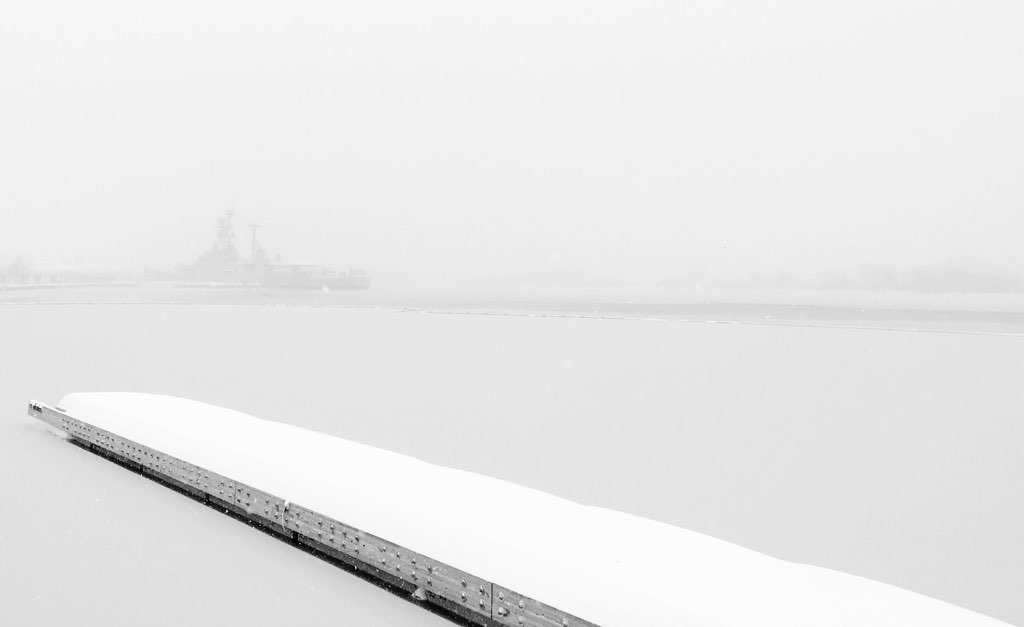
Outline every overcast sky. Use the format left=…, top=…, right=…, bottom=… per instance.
left=2, top=1, right=1022, bottom=283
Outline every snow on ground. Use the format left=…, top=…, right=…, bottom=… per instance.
left=57, top=392, right=1010, bottom=626
left=1, top=302, right=1022, bottom=624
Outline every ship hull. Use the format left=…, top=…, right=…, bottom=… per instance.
left=258, top=275, right=371, bottom=290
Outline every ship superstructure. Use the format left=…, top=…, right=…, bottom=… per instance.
left=173, top=209, right=370, bottom=290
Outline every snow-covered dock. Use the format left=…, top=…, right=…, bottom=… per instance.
left=29, top=393, right=1009, bottom=627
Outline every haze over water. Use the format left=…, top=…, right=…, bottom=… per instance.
left=3, top=1, right=1023, bottom=287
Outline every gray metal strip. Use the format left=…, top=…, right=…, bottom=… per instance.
left=27, top=400, right=598, bottom=627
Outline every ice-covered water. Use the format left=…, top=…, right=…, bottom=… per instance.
left=1, top=302, right=1021, bottom=624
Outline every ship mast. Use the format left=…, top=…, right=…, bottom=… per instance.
left=215, top=208, right=236, bottom=249
left=248, top=223, right=262, bottom=263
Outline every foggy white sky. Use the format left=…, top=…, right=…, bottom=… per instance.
left=2, top=1, right=1022, bottom=284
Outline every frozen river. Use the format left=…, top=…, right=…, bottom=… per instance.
left=1, top=300, right=1021, bottom=625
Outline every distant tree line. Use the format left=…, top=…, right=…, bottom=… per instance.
left=0, top=255, right=124, bottom=285
left=818, top=264, right=1024, bottom=293
left=737, top=264, right=1024, bottom=293
left=665, top=263, right=1024, bottom=294
left=0, top=255, right=33, bottom=283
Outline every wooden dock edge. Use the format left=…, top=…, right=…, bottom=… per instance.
left=28, top=401, right=596, bottom=627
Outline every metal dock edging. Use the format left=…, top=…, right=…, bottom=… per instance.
left=28, top=401, right=595, bottom=627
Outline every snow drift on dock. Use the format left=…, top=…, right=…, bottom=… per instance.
left=58, top=392, right=1008, bottom=627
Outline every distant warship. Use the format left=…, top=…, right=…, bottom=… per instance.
left=171, top=209, right=370, bottom=290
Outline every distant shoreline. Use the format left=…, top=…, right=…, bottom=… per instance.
left=2, top=283, right=1024, bottom=335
